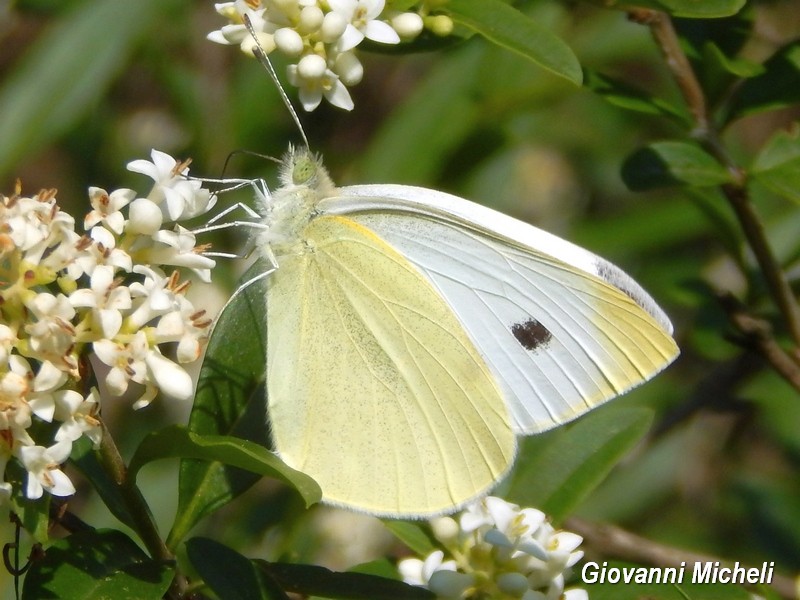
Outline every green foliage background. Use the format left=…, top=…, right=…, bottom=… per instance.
left=1, top=0, right=799, bottom=598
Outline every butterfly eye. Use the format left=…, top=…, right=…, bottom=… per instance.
left=292, top=156, right=317, bottom=185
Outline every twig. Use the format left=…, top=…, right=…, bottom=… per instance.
left=566, top=517, right=798, bottom=599
left=96, top=420, right=187, bottom=598
left=719, top=293, right=800, bottom=393
left=628, top=8, right=800, bottom=352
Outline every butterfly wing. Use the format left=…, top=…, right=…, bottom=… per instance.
left=320, top=185, right=679, bottom=435
left=266, top=214, right=516, bottom=517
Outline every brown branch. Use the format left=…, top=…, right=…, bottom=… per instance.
left=719, top=293, right=800, bottom=393
left=627, top=8, right=710, bottom=135
left=566, top=517, right=798, bottom=599
left=722, top=184, right=800, bottom=349
left=628, top=8, right=800, bottom=353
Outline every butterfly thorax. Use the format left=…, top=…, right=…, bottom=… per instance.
left=257, top=147, right=337, bottom=260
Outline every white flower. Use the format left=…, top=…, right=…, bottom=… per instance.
left=141, top=225, right=216, bottom=283
left=93, top=330, right=194, bottom=408
left=70, top=226, right=133, bottom=279
left=26, top=360, right=70, bottom=422
left=287, top=59, right=354, bottom=111
left=17, top=441, right=75, bottom=499
left=154, top=294, right=210, bottom=363
left=328, top=0, right=399, bottom=51
left=0, top=356, right=34, bottom=445
left=144, top=350, right=194, bottom=403
left=23, top=292, right=78, bottom=373
left=85, top=187, right=135, bottom=234
left=127, top=265, right=178, bottom=328
left=127, top=150, right=216, bottom=221
left=93, top=332, right=150, bottom=398
left=69, top=264, right=132, bottom=339
left=0, top=325, right=15, bottom=366
left=54, top=388, right=102, bottom=447
left=398, top=550, right=456, bottom=587
left=399, top=497, right=586, bottom=600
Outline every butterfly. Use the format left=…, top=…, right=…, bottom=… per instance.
left=227, top=145, right=679, bottom=518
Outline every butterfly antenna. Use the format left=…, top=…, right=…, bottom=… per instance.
left=243, top=14, right=310, bottom=151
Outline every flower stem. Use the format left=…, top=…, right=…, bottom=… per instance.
left=96, top=420, right=171, bottom=562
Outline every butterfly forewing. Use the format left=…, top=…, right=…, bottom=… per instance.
left=266, top=214, right=517, bottom=517
left=321, top=186, right=679, bottom=435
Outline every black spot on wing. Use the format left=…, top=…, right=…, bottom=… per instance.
left=511, top=319, right=552, bottom=351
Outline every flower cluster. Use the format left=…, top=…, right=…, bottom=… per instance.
left=208, top=0, right=453, bottom=111
left=399, top=497, right=587, bottom=600
left=0, top=150, right=216, bottom=503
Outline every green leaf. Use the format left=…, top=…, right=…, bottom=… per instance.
left=447, top=0, right=582, bottom=85
left=131, top=424, right=320, bottom=508
left=583, top=69, right=689, bottom=123
left=507, top=406, right=654, bottom=522
left=6, top=461, right=50, bottom=544
left=0, top=0, right=170, bottom=179
left=622, top=141, right=733, bottom=190
left=170, top=260, right=274, bottom=548
left=751, top=126, right=800, bottom=204
left=21, top=529, right=174, bottom=600
left=187, top=538, right=289, bottom=600
left=381, top=521, right=436, bottom=557
left=726, top=43, right=800, bottom=123
left=255, top=561, right=436, bottom=600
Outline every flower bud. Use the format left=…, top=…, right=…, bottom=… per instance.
left=391, top=12, right=423, bottom=39
left=334, top=51, right=363, bottom=86
left=274, top=27, right=304, bottom=57
left=424, top=14, right=454, bottom=37
left=320, top=11, right=347, bottom=43
left=127, top=198, right=163, bottom=235
left=297, top=54, right=328, bottom=80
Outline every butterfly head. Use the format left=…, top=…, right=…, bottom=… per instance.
left=279, top=145, right=335, bottom=198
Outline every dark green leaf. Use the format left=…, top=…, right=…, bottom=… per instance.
left=171, top=260, right=273, bottom=548
left=21, top=529, right=173, bottom=600
left=583, top=69, right=689, bottom=123
left=751, top=126, right=800, bottom=204
left=382, top=521, right=436, bottom=557
left=507, top=406, right=654, bottom=522
left=0, top=0, right=170, bottom=179
left=187, top=538, right=289, bottom=600
left=726, top=43, right=800, bottom=123
left=256, top=561, right=435, bottom=600
left=622, top=141, right=732, bottom=190
left=675, top=8, right=754, bottom=60
left=131, top=424, right=320, bottom=507
left=447, top=0, right=582, bottom=85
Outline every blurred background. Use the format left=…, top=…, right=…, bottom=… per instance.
left=1, top=0, right=800, bottom=596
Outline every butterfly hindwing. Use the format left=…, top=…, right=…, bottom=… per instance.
left=266, top=214, right=517, bottom=517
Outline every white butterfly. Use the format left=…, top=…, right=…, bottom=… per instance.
left=226, top=146, right=679, bottom=518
